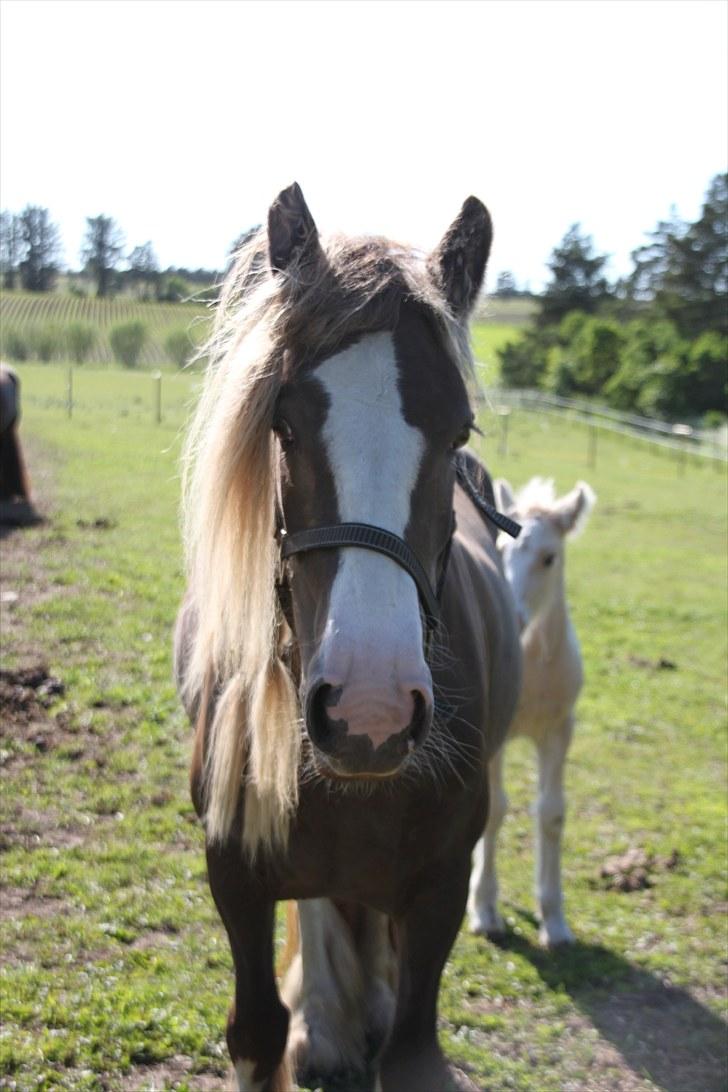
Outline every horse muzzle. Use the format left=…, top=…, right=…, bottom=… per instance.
left=304, top=680, right=433, bottom=777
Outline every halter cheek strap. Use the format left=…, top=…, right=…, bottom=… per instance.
left=454, top=455, right=522, bottom=540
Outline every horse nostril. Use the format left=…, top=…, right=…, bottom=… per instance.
left=306, top=681, right=343, bottom=753
left=409, top=690, right=431, bottom=747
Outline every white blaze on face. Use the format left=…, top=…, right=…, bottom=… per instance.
left=313, top=331, right=432, bottom=740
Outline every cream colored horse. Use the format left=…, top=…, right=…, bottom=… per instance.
left=468, top=477, right=595, bottom=947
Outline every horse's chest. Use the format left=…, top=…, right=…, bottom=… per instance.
left=509, top=645, right=582, bottom=741
left=271, top=780, right=477, bottom=911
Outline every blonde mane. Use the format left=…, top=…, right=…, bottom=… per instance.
left=181, top=229, right=475, bottom=854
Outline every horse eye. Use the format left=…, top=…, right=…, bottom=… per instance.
left=273, top=418, right=294, bottom=448
left=450, top=426, right=471, bottom=451
left=543, top=553, right=555, bottom=568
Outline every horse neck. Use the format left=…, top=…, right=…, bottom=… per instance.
left=522, top=572, right=570, bottom=664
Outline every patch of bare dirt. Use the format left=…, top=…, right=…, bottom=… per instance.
left=0, top=662, right=64, bottom=721
left=628, top=654, right=678, bottom=671
left=599, top=846, right=681, bottom=892
left=130, top=926, right=182, bottom=952
left=0, top=661, right=96, bottom=772
left=76, top=516, right=117, bottom=530
left=0, top=803, right=100, bottom=852
left=118, top=1055, right=230, bottom=1091
left=0, top=884, right=64, bottom=921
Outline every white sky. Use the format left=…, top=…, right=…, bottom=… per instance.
left=1, top=0, right=726, bottom=290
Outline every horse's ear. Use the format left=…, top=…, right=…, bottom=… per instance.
left=428, top=197, right=493, bottom=316
left=267, top=182, right=322, bottom=275
left=494, top=478, right=516, bottom=515
left=553, top=482, right=596, bottom=537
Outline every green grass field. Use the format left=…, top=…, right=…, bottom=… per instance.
left=1, top=365, right=726, bottom=1091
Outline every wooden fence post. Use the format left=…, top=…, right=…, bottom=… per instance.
left=153, top=371, right=162, bottom=424
left=497, top=407, right=510, bottom=457
left=672, top=423, right=692, bottom=477
left=588, top=423, right=597, bottom=468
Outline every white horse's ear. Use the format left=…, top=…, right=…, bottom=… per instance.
left=268, top=182, right=323, bottom=275
left=553, top=482, right=596, bottom=537
left=427, top=197, right=492, bottom=316
left=494, top=478, right=516, bottom=515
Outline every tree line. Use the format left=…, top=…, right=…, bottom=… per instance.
left=0, top=209, right=221, bottom=301
left=496, top=173, right=727, bottom=422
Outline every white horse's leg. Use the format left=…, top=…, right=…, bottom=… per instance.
left=282, top=898, right=368, bottom=1079
left=535, top=717, right=574, bottom=946
left=468, top=746, right=508, bottom=937
left=359, top=908, right=397, bottom=1059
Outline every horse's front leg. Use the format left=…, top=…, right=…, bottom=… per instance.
left=380, top=858, right=477, bottom=1092
left=535, top=715, right=575, bottom=947
left=206, top=843, right=293, bottom=1092
left=468, top=745, right=508, bottom=938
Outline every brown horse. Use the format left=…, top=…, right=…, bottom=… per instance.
left=0, top=365, right=31, bottom=503
left=0, top=364, right=39, bottom=528
left=175, top=183, right=521, bottom=1091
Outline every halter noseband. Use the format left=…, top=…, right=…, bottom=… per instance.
left=279, top=521, right=445, bottom=634
left=275, top=453, right=520, bottom=640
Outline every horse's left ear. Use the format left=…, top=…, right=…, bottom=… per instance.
left=268, top=182, right=323, bottom=276
left=428, top=197, right=493, bottom=317
left=553, top=482, right=597, bottom=537
left=494, top=478, right=516, bottom=515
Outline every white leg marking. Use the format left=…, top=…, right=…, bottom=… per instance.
left=469, top=747, right=508, bottom=936
left=536, top=720, right=574, bottom=946
left=359, top=908, right=397, bottom=1056
left=314, top=333, right=429, bottom=704
left=283, top=898, right=368, bottom=1076
left=234, top=1058, right=266, bottom=1092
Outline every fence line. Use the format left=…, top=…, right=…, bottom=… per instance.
left=482, top=387, right=727, bottom=465
left=13, top=364, right=728, bottom=470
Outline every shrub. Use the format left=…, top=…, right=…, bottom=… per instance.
left=544, top=346, right=579, bottom=397
left=497, top=328, right=552, bottom=389
left=110, top=321, right=147, bottom=368
left=156, top=274, right=189, bottom=302
left=702, top=409, right=727, bottom=430
left=28, top=323, right=64, bottom=362
left=1, top=327, right=28, bottom=361
left=66, top=322, right=97, bottom=364
left=687, top=332, right=728, bottom=415
left=569, top=318, right=625, bottom=395
left=165, top=327, right=194, bottom=369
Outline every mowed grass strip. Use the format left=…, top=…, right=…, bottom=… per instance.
left=0, top=367, right=726, bottom=1091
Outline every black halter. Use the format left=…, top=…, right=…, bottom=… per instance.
left=276, top=453, right=520, bottom=639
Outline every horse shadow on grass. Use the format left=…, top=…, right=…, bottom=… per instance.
left=491, top=908, right=727, bottom=1092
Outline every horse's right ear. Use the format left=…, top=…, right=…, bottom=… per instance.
left=494, top=478, right=516, bottom=515
left=428, top=197, right=493, bottom=317
left=268, top=182, right=322, bottom=275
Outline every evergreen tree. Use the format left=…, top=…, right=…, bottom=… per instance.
left=16, top=206, right=62, bottom=292
left=82, top=215, right=125, bottom=298
left=538, top=224, right=611, bottom=326
left=0, top=211, right=23, bottom=290
left=128, top=242, right=159, bottom=299
left=494, top=270, right=519, bottom=297
left=629, top=173, right=727, bottom=337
